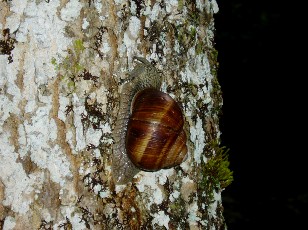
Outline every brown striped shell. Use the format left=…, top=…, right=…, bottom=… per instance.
left=112, top=57, right=187, bottom=184
left=126, top=88, right=187, bottom=171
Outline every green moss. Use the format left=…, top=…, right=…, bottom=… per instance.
left=196, top=41, right=205, bottom=55
left=51, top=57, right=59, bottom=70
left=51, top=39, right=85, bottom=93
left=208, top=48, right=219, bottom=71
left=190, top=26, right=197, bottom=38
left=209, top=76, right=223, bottom=116
left=207, top=145, right=233, bottom=189
left=200, top=141, right=233, bottom=202
left=73, top=39, right=85, bottom=54
left=175, top=24, right=198, bottom=55
left=178, top=0, right=184, bottom=11
left=169, top=198, right=188, bottom=228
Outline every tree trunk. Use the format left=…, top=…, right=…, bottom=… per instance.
left=0, top=0, right=232, bottom=229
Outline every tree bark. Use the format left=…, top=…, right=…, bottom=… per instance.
left=0, top=0, right=232, bottom=229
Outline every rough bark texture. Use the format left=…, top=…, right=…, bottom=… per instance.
left=0, top=0, right=231, bottom=229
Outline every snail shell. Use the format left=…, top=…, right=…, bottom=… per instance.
left=112, top=57, right=187, bottom=184
left=126, top=88, right=187, bottom=171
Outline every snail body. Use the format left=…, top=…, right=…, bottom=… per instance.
left=112, top=57, right=187, bottom=184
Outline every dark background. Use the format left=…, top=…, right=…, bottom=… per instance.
left=215, top=1, right=306, bottom=229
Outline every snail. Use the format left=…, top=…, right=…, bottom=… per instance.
left=112, top=57, right=188, bottom=184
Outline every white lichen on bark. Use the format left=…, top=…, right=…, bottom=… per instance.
left=0, top=0, right=229, bottom=229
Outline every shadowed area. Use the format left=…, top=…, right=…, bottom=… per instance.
left=215, top=1, right=306, bottom=229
